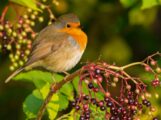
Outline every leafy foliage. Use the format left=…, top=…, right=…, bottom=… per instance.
left=1, top=0, right=161, bottom=119
left=14, top=70, right=74, bottom=119
left=120, top=0, right=161, bottom=9
left=141, top=0, right=161, bottom=9
left=120, top=0, right=137, bottom=8
left=10, top=0, right=41, bottom=11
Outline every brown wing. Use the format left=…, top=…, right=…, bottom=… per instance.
left=25, top=32, right=68, bottom=66
left=32, top=24, right=55, bottom=49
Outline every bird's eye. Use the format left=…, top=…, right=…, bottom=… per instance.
left=66, top=24, right=71, bottom=28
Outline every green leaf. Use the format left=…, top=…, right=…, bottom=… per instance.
left=23, top=84, right=59, bottom=120
left=13, top=70, right=66, bottom=89
left=52, top=73, right=64, bottom=82
left=72, top=77, right=89, bottom=95
left=141, top=0, right=161, bottom=9
left=13, top=70, right=53, bottom=88
left=40, top=84, right=59, bottom=120
left=47, top=93, right=59, bottom=120
left=60, top=82, right=74, bottom=100
left=89, top=105, right=106, bottom=119
left=23, top=93, right=43, bottom=119
left=13, top=70, right=53, bottom=82
left=95, top=92, right=104, bottom=100
left=139, top=72, right=155, bottom=83
left=120, top=0, right=137, bottom=8
left=67, top=110, right=75, bottom=120
left=56, top=110, right=75, bottom=120
left=72, top=76, right=79, bottom=93
left=57, top=93, right=69, bottom=111
left=10, top=0, right=41, bottom=11
left=128, top=7, right=157, bottom=26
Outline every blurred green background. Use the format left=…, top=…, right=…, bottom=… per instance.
left=0, top=0, right=161, bottom=119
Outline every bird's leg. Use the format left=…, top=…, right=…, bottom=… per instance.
left=50, top=73, right=57, bottom=92
left=62, top=71, right=70, bottom=76
left=62, top=71, right=70, bottom=79
left=51, top=73, right=56, bottom=83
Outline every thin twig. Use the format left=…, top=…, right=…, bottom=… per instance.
left=0, top=5, right=9, bottom=22
left=36, top=69, right=82, bottom=120
left=36, top=53, right=161, bottom=120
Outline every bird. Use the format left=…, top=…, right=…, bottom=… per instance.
left=5, top=13, right=87, bottom=83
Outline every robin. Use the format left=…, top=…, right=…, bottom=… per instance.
left=5, top=13, right=87, bottom=83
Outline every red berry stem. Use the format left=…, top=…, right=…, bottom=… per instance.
left=0, top=5, right=9, bottom=23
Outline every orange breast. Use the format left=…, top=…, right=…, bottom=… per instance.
left=59, top=28, right=87, bottom=51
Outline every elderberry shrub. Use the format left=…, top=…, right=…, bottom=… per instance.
left=71, top=53, right=161, bottom=119
left=0, top=1, right=55, bottom=71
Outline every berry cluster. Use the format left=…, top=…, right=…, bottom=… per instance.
left=0, top=0, right=56, bottom=71
left=151, top=79, right=160, bottom=87
left=71, top=53, right=161, bottom=120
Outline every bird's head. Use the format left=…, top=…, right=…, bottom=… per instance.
left=53, top=13, right=87, bottom=51
left=53, top=13, right=81, bottom=29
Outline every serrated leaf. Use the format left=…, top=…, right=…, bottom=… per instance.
left=23, top=84, right=59, bottom=120
left=10, top=0, right=41, bottom=11
left=141, top=0, right=161, bottom=9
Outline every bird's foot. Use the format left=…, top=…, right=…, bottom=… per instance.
left=62, top=71, right=70, bottom=76
left=62, top=71, right=70, bottom=79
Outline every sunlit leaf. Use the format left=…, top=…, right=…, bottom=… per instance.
left=40, top=84, right=59, bottom=120
left=57, top=92, right=69, bottom=111
left=52, top=73, right=64, bottom=82
left=23, top=84, right=59, bottom=120
left=13, top=70, right=53, bottom=82
left=120, top=0, right=137, bottom=8
left=129, top=7, right=157, bottom=26
left=47, top=93, right=59, bottom=120
left=141, top=0, right=161, bottom=9
left=13, top=70, right=53, bottom=88
left=89, top=105, right=106, bottom=119
left=10, top=0, right=41, bottom=11
left=60, top=82, right=74, bottom=100
left=67, top=110, right=75, bottom=120
left=56, top=110, right=75, bottom=120
left=13, top=70, right=66, bottom=89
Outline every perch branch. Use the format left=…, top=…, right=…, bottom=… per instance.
left=36, top=62, right=145, bottom=120
left=36, top=69, right=83, bottom=120
left=36, top=52, right=161, bottom=120
left=36, top=62, right=142, bottom=120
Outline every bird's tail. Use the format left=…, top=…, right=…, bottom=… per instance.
left=5, top=67, right=24, bottom=83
